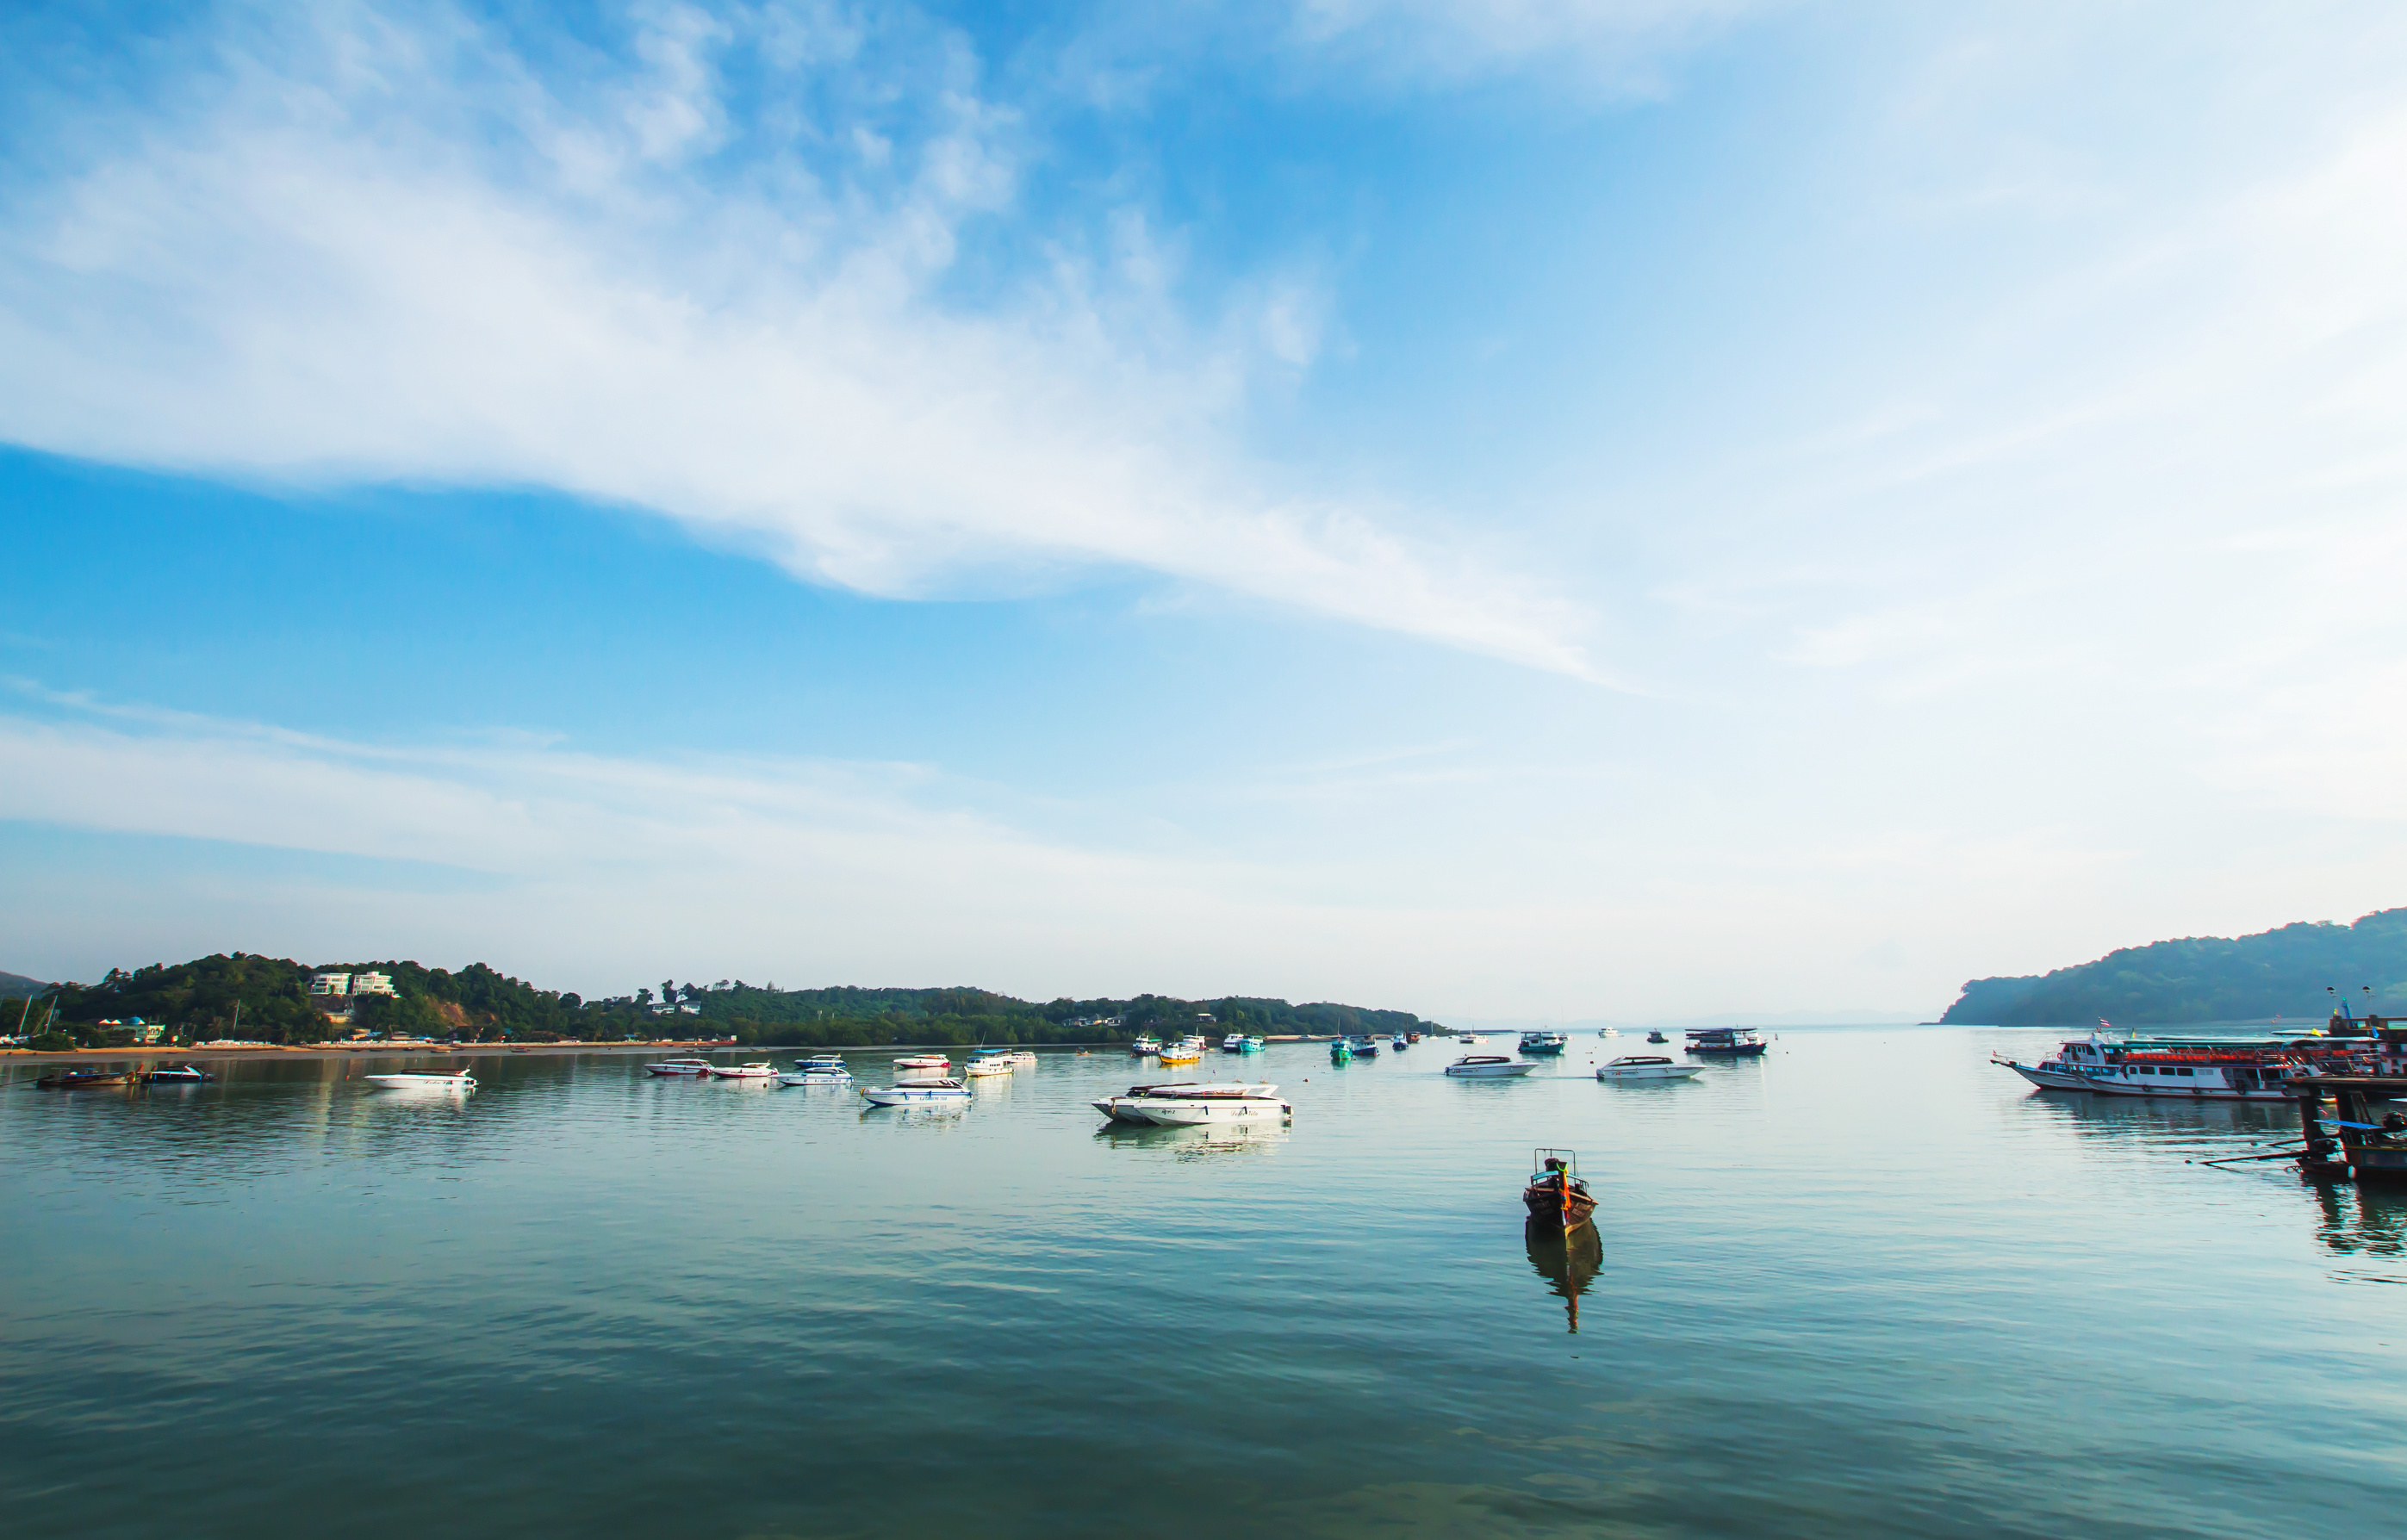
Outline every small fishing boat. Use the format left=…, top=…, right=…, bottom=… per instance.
left=36, top=1067, right=134, bottom=1089
left=1159, top=1037, right=1207, bottom=1064
left=1329, top=1038, right=1354, bottom=1063
left=1390, top=1034, right=1410, bottom=1052
left=141, top=1064, right=216, bottom=1084
left=1524, top=1149, right=1596, bottom=1229
left=1221, top=1033, right=1249, bottom=1053
left=1129, top=1035, right=1163, bottom=1056
left=644, top=1058, right=713, bottom=1077
left=1444, top=1055, right=1537, bottom=1078
left=1598, top=1055, right=1704, bottom=1082
left=705, top=1061, right=777, bottom=1080
left=1092, top=1081, right=1283, bottom=1126
left=1684, top=1028, right=1767, bottom=1058
left=860, top=1078, right=971, bottom=1107
left=1518, top=1030, right=1569, bottom=1057
left=1347, top=1035, right=1381, bottom=1058
left=1645, top=1030, right=1668, bottom=1045
left=364, top=1068, right=476, bottom=1090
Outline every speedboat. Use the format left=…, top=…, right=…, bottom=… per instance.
left=779, top=1056, right=853, bottom=1086
left=1347, top=1035, right=1381, bottom=1058
left=644, top=1058, right=713, bottom=1077
left=1518, top=1031, right=1569, bottom=1056
left=893, top=1055, right=951, bottom=1071
left=705, top=1061, right=778, bottom=1080
left=1452, top=1033, right=1488, bottom=1047
left=364, top=1068, right=476, bottom=1090
left=1129, top=1035, right=1163, bottom=1056
left=1092, top=1081, right=1283, bottom=1126
left=1598, top=1055, right=1705, bottom=1082
left=1221, top=1033, right=1249, bottom=1053
left=142, top=1064, right=215, bottom=1084
left=1444, top=1055, right=1538, bottom=1078
left=860, top=1078, right=971, bottom=1107
left=1684, top=1028, right=1767, bottom=1058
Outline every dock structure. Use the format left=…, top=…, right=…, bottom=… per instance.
left=2286, top=1076, right=2407, bottom=1183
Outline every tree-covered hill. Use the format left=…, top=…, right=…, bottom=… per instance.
left=0, top=969, right=49, bottom=1000
left=24, top=955, right=1434, bottom=1050
left=1939, top=908, right=2407, bottom=1026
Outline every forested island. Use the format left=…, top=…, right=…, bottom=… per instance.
left=4, top=953, right=1433, bottom=1052
left=1940, top=907, right=2407, bottom=1026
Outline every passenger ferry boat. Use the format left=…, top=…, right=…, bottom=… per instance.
left=1993, top=1028, right=2387, bottom=1101
left=1683, top=1028, right=1767, bottom=1057
left=1129, top=1035, right=1163, bottom=1057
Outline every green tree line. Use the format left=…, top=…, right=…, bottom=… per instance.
left=21, top=954, right=1434, bottom=1050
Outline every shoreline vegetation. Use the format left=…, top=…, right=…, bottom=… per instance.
left=1, top=953, right=1434, bottom=1054
left=1939, top=906, right=2407, bottom=1027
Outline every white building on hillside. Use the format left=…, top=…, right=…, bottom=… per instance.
left=311, top=972, right=351, bottom=997
left=351, top=972, right=395, bottom=996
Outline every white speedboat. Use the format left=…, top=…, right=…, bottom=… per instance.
left=706, top=1061, right=777, bottom=1080
left=1443, top=1055, right=1537, bottom=1078
left=893, top=1054, right=951, bottom=1071
left=965, top=1055, right=1016, bottom=1077
left=861, top=1078, right=971, bottom=1107
left=778, top=1058, right=853, bottom=1086
left=1221, top=1033, right=1250, bottom=1053
left=364, top=1068, right=476, bottom=1090
left=1598, top=1055, right=1704, bottom=1082
left=644, top=1058, right=713, bottom=1077
left=1452, top=1033, right=1488, bottom=1047
left=1092, top=1081, right=1284, bottom=1126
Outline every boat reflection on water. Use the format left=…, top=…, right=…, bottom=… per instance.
left=1524, top=1215, right=1603, bottom=1333
left=2314, top=1183, right=2407, bottom=1273
left=1093, top=1120, right=1288, bottom=1160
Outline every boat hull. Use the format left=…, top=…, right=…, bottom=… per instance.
left=1599, top=1065, right=1704, bottom=1081
left=1996, top=1059, right=2097, bottom=1091
left=1445, top=1059, right=1537, bottom=1078
left=1523, top=1183, right=1598, bottom=1227
left=364, top=1074, right=475, bottom=1090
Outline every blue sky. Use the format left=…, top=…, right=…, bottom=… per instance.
left=4, top=1, right=2405, bottom=1018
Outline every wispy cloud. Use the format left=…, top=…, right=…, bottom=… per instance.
left=0, top=1, right=1593, bottom=674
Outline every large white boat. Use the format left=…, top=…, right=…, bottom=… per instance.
left=893, top=1055, right=951, bottom=1071
left=1444, top=1055, right=1537, bottom=1078
left=1598, top=1055, right=1704, bottom=1082
left=861, top=1078, right=971, bottom=1107
left=1092, top=1080, right=1284, bottom=1126
left=705, top=1061, right=777, bottom=1080
left=1993, top=1031, right=2354, bottom=1101
left=364, top=1068, right=476, bottom=1090
left=644, top=1058, right=712, bottom=1077
left=1129, top=1035, right=1163, bottom=1056
left=1158, top=1037, right=1207, bottom=1064
left=965, top=1054, right=1017, bottom=1077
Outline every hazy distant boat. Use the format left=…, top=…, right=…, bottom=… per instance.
left=1645, top=1031, right=1668, bottom=1045
left=1345, top=1035, right=1381, bottom=1058
left=1443, top=1055, right=1536, bottom=1078
left=1684, top=1028, right=1767, bottom=1058
left=644, top=1059, right=713, bottom=1077
left=965, top=1053, right=1017, bottom=1077
left=1518, top=1031, right=1569, bottom=1057
left=1597, top=1055, right=1704, bottom=1082
left=861, top=1078, right=970, bottom=1107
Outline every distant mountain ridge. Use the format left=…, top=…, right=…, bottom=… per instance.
left=0, top=969, right=48, bottom=1000
left=1940, top=908, right=2407, bottom=1026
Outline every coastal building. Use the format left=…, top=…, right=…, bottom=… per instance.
left=311, top=972, right=351, bottom=997
left=351, top=972, right=395, bottom=997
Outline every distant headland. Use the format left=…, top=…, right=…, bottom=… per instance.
left=1940, top=907, right=2407, bottom=1026
left=1, top=953, right=1432, bottom=1053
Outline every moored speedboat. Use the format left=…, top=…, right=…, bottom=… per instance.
left=141, top=1064, right=216, bottom=1084
left=1518, top=1030, right=1569, bottom=1057
left=892, top=1055, right=951, bottom=1071
left=860, top=1078, right=971, bottom=1107
left=779, top=1056, right=853, bottom=1087
left=1444, top=1055, right=1537, bottom=1078
left=1092, top=1081, right=1282, bottom=1126
left=364, top=1068, right=476, bottom=1090
left=644, top=1058, right=713, bottom=1077
left=705, top=1061, right=777, bottom=1080
left=1598, top=1055, right=1704, bottom=1082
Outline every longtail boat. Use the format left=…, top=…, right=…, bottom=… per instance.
left=36, top=1067, right=134, bottom=1088
left=1523, top=1147, right=1596, bottom=1230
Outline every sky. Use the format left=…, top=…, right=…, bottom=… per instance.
left=3, top=0, right=2405, bottom=1021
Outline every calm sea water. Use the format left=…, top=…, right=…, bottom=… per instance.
left=3, top=1026, right=2402, bottom=1538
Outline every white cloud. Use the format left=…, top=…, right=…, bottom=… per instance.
left=0, top=0, right=1593, bottom=675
